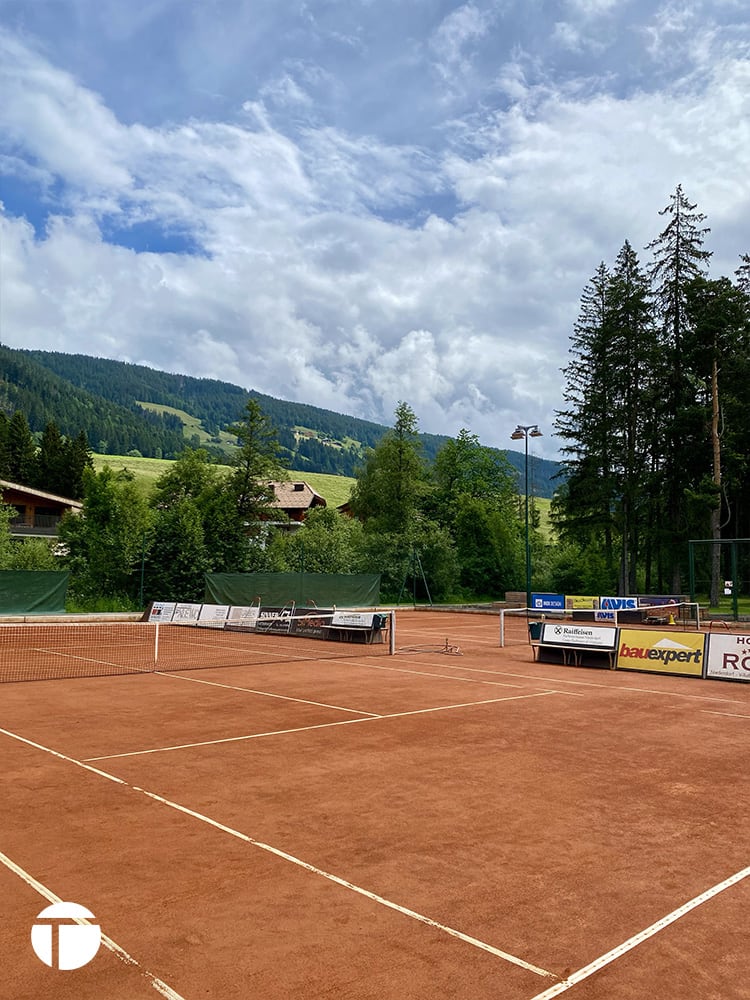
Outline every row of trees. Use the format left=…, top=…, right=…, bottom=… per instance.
left=0, top=412, right=93, bottom=499
left=554, top=185, right=750, bottom=599
left=0, top=399, right=541, bottom=608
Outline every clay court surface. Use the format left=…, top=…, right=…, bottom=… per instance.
left=1, top=610, right=748, bottom=1000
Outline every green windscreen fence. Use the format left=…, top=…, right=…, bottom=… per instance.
left=205, top=572, right=381, bottom=608
left=0, top=571, right=69, bottom=614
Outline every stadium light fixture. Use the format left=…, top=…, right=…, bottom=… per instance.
left=511, top=424, right=543, bottom=609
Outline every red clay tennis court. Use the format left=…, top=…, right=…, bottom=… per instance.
left=1, top=610, right=748, bottom=999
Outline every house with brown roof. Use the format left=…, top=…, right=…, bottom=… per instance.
left=268, top=481, right=327, bottom=523
left=1, top=480, right=82, bottom=538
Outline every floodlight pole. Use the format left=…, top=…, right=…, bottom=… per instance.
left=511, top=424, right=543, bottom=610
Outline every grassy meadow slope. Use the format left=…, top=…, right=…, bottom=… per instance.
left=92, top=454, right=356, bottom=507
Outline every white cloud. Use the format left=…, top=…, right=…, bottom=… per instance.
left=1, top=8, right=750, bottom=459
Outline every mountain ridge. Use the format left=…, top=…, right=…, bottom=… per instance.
left=2, top=346, right=560, bottom=497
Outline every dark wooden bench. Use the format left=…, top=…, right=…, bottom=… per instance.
left=530, top=640, right=616, bottom=669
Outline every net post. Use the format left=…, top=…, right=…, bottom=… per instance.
left=154, top=622, right=159, bottom=667
left=499, top=608, right=505, bottom=647
left=389, top=610, right=396, bottom=655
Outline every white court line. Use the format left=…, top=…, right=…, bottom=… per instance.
left=374, top=690, right=559, bottom=720
left=0, top=726, right=128, bottom=784
left=0, top=849, right=185, bottom=1000
left=34, top=647, right=143, bottom=672
left=84, top=717, right=373, bottom=760
left=154, top=670, right=383, bottom=717
left=420, top=661, right=745, bottom=704
left=84, top=690, right=560, bottom=761
left=0, top=726, right=555, bottom=982
left=702, top=710, right=750, bottom=720
left=529, top=865, right=750, bottom=999
left=335, top=658, right=527, bottom=689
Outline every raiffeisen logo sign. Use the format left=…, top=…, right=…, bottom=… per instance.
left=617, top=629, right=705, bottom=676
left=31, top=902, right=101, bottom=970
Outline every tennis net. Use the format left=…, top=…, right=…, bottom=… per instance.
left=0, top=611, right=395, bottom=684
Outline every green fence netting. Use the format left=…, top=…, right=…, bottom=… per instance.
left=205, top=572, right=381, bottom=609
left=0, top=571, right=69, bottom=614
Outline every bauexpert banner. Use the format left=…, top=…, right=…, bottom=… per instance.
left=705, top=633, right=750, bottom=682
left=617, top=629, right=705, bottom=676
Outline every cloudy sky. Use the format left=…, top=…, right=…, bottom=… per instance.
left=1, top=1, right=749, bottom=459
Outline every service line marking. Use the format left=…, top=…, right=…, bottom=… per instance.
left=0, top=849, right=186, bottom=1000
left=83, top=690, right=560, bottom=761
left=0, top=726, right=555, bottom=982
left=154, top=670, right=383, bottom=717
left=529, top=864, right=750, bottom=999
left=331, top=658, right=527, bottom=689
left=702, top=710, right=750, bottom=721
left=419, top=660, right=745, bottom=704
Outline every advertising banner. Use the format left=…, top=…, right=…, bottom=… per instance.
left=617, top=629, right=705, bottom=676
left=600, top=596, right=639, bottom=611
left=332, top=611, right=378, bottom=627
left=531, top=593, right=565, bottom=611
left=172, top=603, right=202, bottom=624
left=705, top=634, right=750, bottom=682
left=197, top=604, right=230, bottom=627
left=566, top=595, right=599, bottom=609
left=226, top=605, right=261, bottom=630
left=541, top=623, right=617, bottom=649
left=147, top=601, right=176, bottom=622
left=594, top=610, right=616, bottom=623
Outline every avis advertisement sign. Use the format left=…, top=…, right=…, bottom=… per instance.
left=600, top=596, right=639, bottom=611
left=706, top=634, right=750, bottom=682
left=617, top=629, right=705, bottom=676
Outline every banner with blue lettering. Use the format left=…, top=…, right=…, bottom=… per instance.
left=599, top=596, right=639, bottom=611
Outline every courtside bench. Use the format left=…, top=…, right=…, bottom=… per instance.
left=529, top=621, right=618, bottom=669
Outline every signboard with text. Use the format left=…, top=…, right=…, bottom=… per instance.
left=617, top=629, right=705, bottom=676
left=600, top=596, right=639, bottom=611
left=541, top=623, right=617, bottom=649
left=532, top=593, right=565, bottom=611
left=705, top=634, right=750, bottom=682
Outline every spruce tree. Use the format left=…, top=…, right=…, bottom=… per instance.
left=7, top=411, right=37, bottom=485
left=645, top=185, right=712, bottom=590
left=555, top=262, right=617, bottom=569
left=36, top=421, right=67, bottom=495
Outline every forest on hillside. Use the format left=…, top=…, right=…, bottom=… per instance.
left=5, top=347, right=560, bottom=494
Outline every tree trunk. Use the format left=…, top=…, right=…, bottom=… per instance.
left=710, top=356, right=721, bottom=606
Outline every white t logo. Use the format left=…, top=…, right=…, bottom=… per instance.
left=31, top=902, right=102, bottom=970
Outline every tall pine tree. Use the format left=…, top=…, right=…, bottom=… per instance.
left=646, top=185, right=712, bottom=590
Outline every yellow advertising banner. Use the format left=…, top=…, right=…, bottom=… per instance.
left=617, top=629, right=705, bottom=676
left=566, top=595, right=599, bottom=609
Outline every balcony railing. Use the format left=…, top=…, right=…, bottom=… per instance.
left=9, top=514, right=63, bottom=537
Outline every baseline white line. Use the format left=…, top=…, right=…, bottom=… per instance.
left=0, top=727, right=555, bottom=981
left=131, top=786, right=554, bottom=979
left=154, top=670, right=383, bottom=717
left=702, top=710, right=750, bottom=720
left=0, top=849, right=186, bottom=1000
left=84, top=690, right=561, bottom=760
left=529, top=865, right=750, bottom=999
